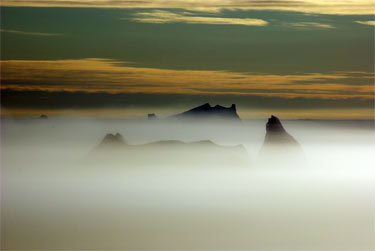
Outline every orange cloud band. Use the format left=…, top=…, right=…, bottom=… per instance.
left=1, top=58, right=374, bottom=100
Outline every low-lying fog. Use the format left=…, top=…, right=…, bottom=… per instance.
left=1, top=116, right=374, bottom=250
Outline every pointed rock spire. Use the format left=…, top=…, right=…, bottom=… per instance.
left=258, top=115, right=304, bottom=166
left=264, top=115, right=297, bottom=144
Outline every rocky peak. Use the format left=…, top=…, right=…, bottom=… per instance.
left=264, top=115, right=298, bottom=144
left=266, top=115, right=286, bottom=134
left=99, top=133, right=126, bottom=147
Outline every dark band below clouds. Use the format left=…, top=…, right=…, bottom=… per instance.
left=1, top=89, right=373, bottom=110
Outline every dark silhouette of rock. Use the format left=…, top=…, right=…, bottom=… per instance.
left=257, top=115, right=304, bottom=166
left=88, top=133, right=249, bottom=167
left=170, top=103, right=240, bottom=120
left=264, top=115, right=299, bottom=145
left=148, top=113, right=157, bottom=120
left=39, top=114, right=48, bottom=119
left=96, top=133, right=126, bottom=149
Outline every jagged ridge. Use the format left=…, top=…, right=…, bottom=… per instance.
left=171, top=103, right=240, bottom=120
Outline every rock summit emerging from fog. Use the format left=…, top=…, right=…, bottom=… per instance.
left=171, top=103, right=240, bottom=120
left=89, top=132, right=250, bottom=167
left=266, top=115, right=285, bottom=133
left=258, top=115, right=304, bottom=165
left=148, top=113, right=157, bottom=120
left=264, top=115, right=299, bottom=145
left=97, top=133, right=126, bottom=148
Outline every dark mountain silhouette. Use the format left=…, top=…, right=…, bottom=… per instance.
left=257, top=115, right=304, bottom=166
left=169, top=103, right=241, bottom=120
left=88, top=132, right=249, bottom=167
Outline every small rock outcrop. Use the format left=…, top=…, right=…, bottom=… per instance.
left=148, top=113, right=157, bottom=120
left=170, top=103, right=240, bottom=120
left=97, top=133, right=126, bottom=148
left=39, top=114, right=48, bottom=119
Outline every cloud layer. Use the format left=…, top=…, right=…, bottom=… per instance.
left=130, top=10, right=268, bottom=26
left=0, top=29, right=61, bottom=36
left=1, top=0, right=374, bottom=15
left=355, top=20, right=375, bottom=26
left=285, top=22, right=334, bottom=29
left=1, top=58, right=373, bottom=100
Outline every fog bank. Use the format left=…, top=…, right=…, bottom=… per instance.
left=1, top=117, right=374, bottom=250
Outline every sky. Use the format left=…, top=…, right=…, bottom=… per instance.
left=0, top=0, right=374, bottom=119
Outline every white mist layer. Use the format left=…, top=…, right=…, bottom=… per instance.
left=1, top=117, right=374, bottom=250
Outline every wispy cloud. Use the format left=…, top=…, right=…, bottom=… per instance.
left=0, top=0, right=374, bottom=15
left=355, top=20, right=375, bottom=26
left=129, top=10, right=268, bottom=26
left=1, top=58, right=373, bottom=100
left=0, top=29, right=61, bottom=36
left=285, top=22, right=334, bottom=29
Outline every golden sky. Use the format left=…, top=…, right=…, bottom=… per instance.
left=0, top=3, right=374, bottom=119
left=1, top=58, right=373, bottom=100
